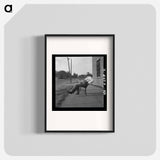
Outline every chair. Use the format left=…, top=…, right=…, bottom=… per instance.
left=79, top=81, right=89, bottom=95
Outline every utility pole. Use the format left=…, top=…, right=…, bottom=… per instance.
left=70, top=58, right=72, bottom=83
left=71, top=58, right=72, bottom=76
left=67, top=57, right=72, bottom=83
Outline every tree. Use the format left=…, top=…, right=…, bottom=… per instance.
left=56, top=70, right=71, bottom=79
left=72, top=73, right=78, bottom=78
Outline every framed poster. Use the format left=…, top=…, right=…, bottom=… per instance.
left=45, top=34, right=115, bottom=132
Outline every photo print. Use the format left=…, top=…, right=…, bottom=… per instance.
left=53, top=55, right=107, bottom=111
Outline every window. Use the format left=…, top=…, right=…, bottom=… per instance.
left=96, top=58, right=100, bottom=77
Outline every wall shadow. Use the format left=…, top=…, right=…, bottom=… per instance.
left=34, top=36, right=45, bottom=133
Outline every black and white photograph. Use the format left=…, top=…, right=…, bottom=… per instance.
left=45, top=34, right=114, bottom=132
left=53, top=55, right=107, bottom=111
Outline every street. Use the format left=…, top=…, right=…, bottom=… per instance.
left=59, top=85, right=104, bottom=108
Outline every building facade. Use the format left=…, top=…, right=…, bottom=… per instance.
left=92, top=56, right=104, bottom=88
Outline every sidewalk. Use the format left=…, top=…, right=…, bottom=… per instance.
left=59, top=85, right=104, bottom=108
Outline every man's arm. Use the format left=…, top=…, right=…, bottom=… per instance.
left=85, top=77, right=94, bottom=84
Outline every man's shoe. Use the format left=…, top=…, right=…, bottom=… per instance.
left=67, top=91, right=72, bottom=94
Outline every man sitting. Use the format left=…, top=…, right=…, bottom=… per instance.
left=67, top=76, right=94, bottom=95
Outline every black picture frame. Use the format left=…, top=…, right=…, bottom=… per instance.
left=45, top=34, right=115, bottom=132
left=52, top=54, right=107, bottom=111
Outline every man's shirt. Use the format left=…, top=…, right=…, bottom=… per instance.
left=84, top=76, right=94, bottom=84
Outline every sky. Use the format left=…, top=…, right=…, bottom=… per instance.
left=55, top=57, right=92, bottom=75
